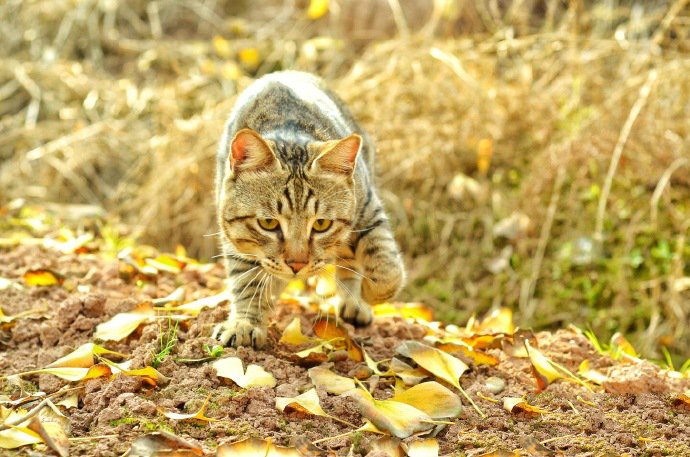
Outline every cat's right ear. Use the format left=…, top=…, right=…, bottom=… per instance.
left=227, top=129, right=279, bottom=175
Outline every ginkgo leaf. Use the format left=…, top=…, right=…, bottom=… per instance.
left=126, top=431, right=203, bottom=456
left=370, top=436, right=405, bottom=457
left=23, top=269, right=64, bottom=287
left=578, top=360, right=608, bottom=385
left=0, top=307, right=46, bottom=324
left=472, top=308, right=514, bottom=334
left=390, top=357, right=427, bottom=386
left=280, top=318, right=316, bottom=346
left=0, top=424, right=42, bottom=449
left=347, top=388, right=433, bottom=439
left=13, top=364, right=112, bottom=382
left=406, top=438, right=440, bottom=457
left=212, top=357, right=276, bottom=388
left=503, top=397, right=550, bottom=415
left=161, top=395, right=217, bottom=422
left=364, top=350, right=384, bottom=376
left=151, top=287, right=185, bottom=306
left=217, top=437, right=302, bottom=457
left=107, top=361, right=169, bottom=387
left=46, top=343, right=125, bottom=369
left=56, top=393, right=79, bottom=409
left=434, top=341, right=499, bottom=366
left=28, top=400, right=69, bottom=457
left=170, top=289, right=231, bottom=316
left=307, top=0, right=329, bottom=20
left=397, top=341, right=484, bottom=417
left=372, top=303, right=434, bottom=322
left=293, top=342, right=330, bottom=365
left=313, top=318, right=363, bottom=362
left=391, top=382, right=462, bottom=419
left=145, top=254, right=184, bottom=274
left=276, top=388, right=328, bottom=418
left=524, top=340, right=566, bottom=392
left=308, top=366, right=355, bottom=395
left=93, top=302, right=156, bottom=341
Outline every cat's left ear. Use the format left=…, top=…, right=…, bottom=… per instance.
left=311, top=134, right=361, bottom=176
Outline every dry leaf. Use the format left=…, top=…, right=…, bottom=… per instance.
left=434, top=341, right=499, bottom=366
left=161, top=395, right=217, bottom=422
left=152, top=287, right=185, bottom=306
left=370, top=436, right=404, bottom=457
left=372, top=303, right=434, bottom=322
left=503, top=397, right=550, bottom=415
left=0, top=423, right=42, bottom=449
left=347, top=388, right=433, bottom=439
left=307, top=0, right=329, bottom=19
left=46, top=343, right=125, bottom=369
left=396, top=341, right=468, bottom=389
left=406, top=438, right=439, bottom=457
left=15, top=364, right=111, bottom=382
left=168, top=290, right=231, bottom=316
left=313, top=318, right=363, bottom=362
left=212, top=357, right=276, bottom=388
left=308, top=366, right=355, bottom=395
left=125, top=431, right=203, bottom=456
left=525, top=340, right=566, bottom=392
left=28, top=400, right=69, bottom=457
left=276, top=388, right=328, bottom=418
left=578, top=360, right=608, bottom=385
left=93, top=302, right=156, bottom=341
left=217, top=437, right=302, bottom=457
left=23, top=269, right=64, bottom=287
left=472, top=308, right=514, bottom=334
left=389, top=357, right=427, bottom=386
left=280, top=318, right=316, bottom=346
left=0, top=307, right=46, bottom=324
left=145, top=254, right=184, bottom=274
left=391, top=382, right=462, bottom=419
left=109, top=361, right=169, bottom=387
left=56, top=393, right=79, bottom=409
left=675, top=392, right=690, bottom=407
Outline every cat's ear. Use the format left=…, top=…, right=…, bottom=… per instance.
left=311, top=134, right=361, bottom=176
left=228, top=129, right=279, bottom=175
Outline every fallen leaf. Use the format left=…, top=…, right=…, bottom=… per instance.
left=0, top=307, right=46, bottom=324
left=93, top=301, right=156, bottom=341
left=145, top=254, right=184, bottom=274
left=276, top=388, right=329, bottom=418
left=28, top=400, right=69, bottom=457
left=0, top=424, right=42, bottom=449
left=280, top=318, right=316, bottom=346
left=292, top=436, right=329, bottom=457
left=372, top=303, right=434, bottom=322
left=307, top=0, right=329, bottom=20
left=47, top=343, right=125, bottom=369
left=212, top=357, right=276, bottom=388
left=170, top=290, right=231, bottom=316
left=611, top=332, right=641, bottom=361
left=292, top=342, right=330, bottom=365
left=56, top=393, right=78, bottom=409
left=675, top=392, right=690, bottom=407
left=578, top=360, right=608, bottom=385
left=308, top=366, right=355, bottom=395
left=125, top=431, right=203, bottom=456
left=370, top=436, right=404, bottom=457
left=406, top=438, right=439, bottom=457
left=347, top=388, right=433, bottom=439
left=14, top=364, right=112, bottom=382
left=390, top=357, right=427, bottom=386
left=23, top=269, right=64, bottom=287
left=503, top=397, right=550, bottom=415
left=519, top=436, right=555, bottom=456
left=152, top=287, right=185, bottom=306
left=161, top=395, right=217, bottom=422
left=391, top=382, right=462, bottom=419
left=108, top=361, right=169, bottom=387
left=434, top=341, right=499, bottom=366
left=313, top=318, right=363, bottom=362
left=217, top=437, right=302, bottom=457
left=472, top=308, right=514, bottom=334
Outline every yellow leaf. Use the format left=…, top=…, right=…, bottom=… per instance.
left=28, top=400, right=69, bottom=457
left=46, top=343, right=126, bottom=369
left=611, top=332, right=640, bottom=361
left=391, top=381, right=462, bottom=419
left=166, top=290, right=231, bottom=316
left=14, top=364, right=112, bottom=382
left=372, top=303, right=434, bottom=322
left=107, top=360, right=169, bottom=387
left=502, top=397, right=550, bottom=415
left=212, top=357, right=276, bottom=388
left=435, top=342, right=499, bottom=366
left=371, top=436, right=405, bottom=457
left=238, top=48, right=260, bottom=70
left=145, top=254, right=184, bottom=274
left=389, top=357, right=427, bottom=386
left=217, top=437, right=302, bottom=457
left=23, top=269, right=63, bottom=287
left=476, top=138, right=493, bottom=176
left=56, top=393, right=79, bottom=409
left=151, top=287, right=185, bottom=306
left=406, top=438, right=440, bottom=457
left=161, top=395, right=217, bottom=422
left=313, top=318, right=363, bottom=362
left=307, top=0, right=329, bottom=20
left=348, top=388, right=433, bottom=439
left=525, top=340, right=564, bottom=392
left=275, top=388, right=328, bottom=418
left=472, top=308, right=514, bottom=334
left=93, top=302, right=156, bottom=341
left=0, top=425, right=42, bottom=449
left=308, top=366, right=355, bottom=395
left=212, top=35, right=232, bottom=59
left=578, top=360, right=608, bottom=385
left=674, top=392, right=690, bottom=407
left=279, top=318, right=316, bottom=346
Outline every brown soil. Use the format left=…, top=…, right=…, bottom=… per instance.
left=1, top=244, right=689, bottom=457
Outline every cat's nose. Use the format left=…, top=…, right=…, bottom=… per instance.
left=287, top=261, right=308, bottom=273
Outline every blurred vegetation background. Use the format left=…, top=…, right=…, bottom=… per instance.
left=1, top=0, right=689, bottom=361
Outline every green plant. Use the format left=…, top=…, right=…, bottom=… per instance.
left=151, top=317, right=179, bottom=368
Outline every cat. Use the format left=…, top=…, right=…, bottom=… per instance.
left=213, top=71, right=405, bottom=348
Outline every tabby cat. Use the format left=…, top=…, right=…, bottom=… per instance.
left=213, top=71, right=404, bottom=348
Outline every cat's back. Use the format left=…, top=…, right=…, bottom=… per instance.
left=226, top=71, right=363, bottom=141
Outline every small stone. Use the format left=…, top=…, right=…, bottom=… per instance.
left=485, top=376, right=506, bottom=394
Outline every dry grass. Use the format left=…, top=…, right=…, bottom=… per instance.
left=1, top=0, right=690, bottom=358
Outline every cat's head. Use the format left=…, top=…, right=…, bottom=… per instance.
left=218, top=128, right=361, bottom=279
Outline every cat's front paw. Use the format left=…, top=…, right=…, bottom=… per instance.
left=339, top=297, right=373, bottom=327
left=213, top=318, right=267, bottom=349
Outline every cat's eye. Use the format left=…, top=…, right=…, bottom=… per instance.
left=312, top=219, right=333, bottom=232
left=258, top=218, right=280, bottom=231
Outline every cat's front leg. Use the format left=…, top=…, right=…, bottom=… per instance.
left=354, top=220, right=405, bottom=308
left=213, top=260, right=276, bottom=349
left=336, top=262, right=372, bottom=326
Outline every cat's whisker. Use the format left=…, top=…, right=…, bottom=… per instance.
left=204, top=231, right=223, bottom=237
left=334, top=262, right=372, bottom=282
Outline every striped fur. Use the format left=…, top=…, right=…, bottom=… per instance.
left=213, top=71, right=405, bottom=348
